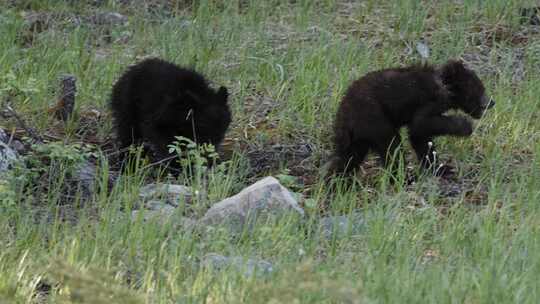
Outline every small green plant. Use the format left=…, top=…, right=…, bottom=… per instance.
left=167, top=136, right=247, bottom=212
left=2, top=141, right=92, bottom=208
left=168, top=136, right=219, bottom=174
left=0, top=178, right=17, bottom=213
left=23, top=142, right=89, bottom=181
left=276, top=168, right=304, bottom=193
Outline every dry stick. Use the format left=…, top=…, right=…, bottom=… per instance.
left=105, top=146, right=133, bottom=157
left=2, top=99, right=43, bottom=144
left=6, top=127, right=15, bottom=146
left=139, top=154, right=178, bottom=171
left=57, top=74, right=77, bottom=121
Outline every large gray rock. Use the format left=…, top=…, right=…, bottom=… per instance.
left=201, top=253, right=274, bottom=277
left=199, top=177, right=304, bottom=230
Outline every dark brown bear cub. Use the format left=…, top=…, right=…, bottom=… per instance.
left=110, top=58, right=231, bottom=169
left=331, top=60, right=494, bottom=177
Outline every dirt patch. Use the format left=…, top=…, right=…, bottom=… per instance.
left=242, top=89, right=280, bottom=131
left=228, top=86, right=319, bottom=183
left=470, top=24, right=538, bottom=47
left=243, top=141, right=315, bottom=178
left=462, top=23, right=540, bottom=83
left=18, top=10, right=130, bottom=48
left=462, top=46, right=526, bottom=84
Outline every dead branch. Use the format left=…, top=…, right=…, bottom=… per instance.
left=1, top=98, right=43, bottom=143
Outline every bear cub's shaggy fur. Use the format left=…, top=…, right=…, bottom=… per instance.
left=110, top=58, right=231, bottom=168
left=331, top=60, right=494, bottom=176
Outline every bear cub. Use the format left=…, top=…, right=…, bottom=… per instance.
left=330, top=60, right=494, bottom=177
left=110, top=58, right=231, bottom=169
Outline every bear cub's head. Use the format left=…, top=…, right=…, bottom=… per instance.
left=201, top=85, right=231, bottom=132
left=439, top=60, right=495, bottom=119
left=181, top=85, right=231, bottom=143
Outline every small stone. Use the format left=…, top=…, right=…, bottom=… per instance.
left=10, top=140, right=25, bottom=154
left=74, top=161, right=96, bottom=198
left=318, top=213, right=365, bottom=240
left=131, top=207, right=175, bottom=223
left=199, top=176, right=304, bottom=231
left=201, top=253, right=274, bottom=277
left=0, top=148, right=16, bottom=172
left=416, top=42, right=430, bottom=59
left=92, top=12, right=128, bottom=26
left=0, top=130, right=18, bottom=173
left=179, top=20, right=191, bottom=29
left=144, top=199, right=177, bottom=212
left=139, top=183, right=194, bottom=206
left=0, top=129, right=8, bottom=143
left=131, top=200, right=197, bottom=230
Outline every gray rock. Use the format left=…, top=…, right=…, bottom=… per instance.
left=91, top=12, right=128, bottom=26
left=0, top=130, right=24, bottom=154
left=179, top=20, right=191, bottom=29
left=131, top=209, right=172, bottom=223
left=177, top=216, right=198, bottom=230
left=0, top=129, right=8, bottom=143
left=201, top=253, right=274, bottom=277
left=74, top=161, right=96, bottom=197
left=132, top=204, right=196, bottom=227
left=131, top=205, right=175, bottom=222
left=0, top=130, right=18, bottom=173
left=10, top=140, right=25, bottom=154
left=74, top=161, right=118, bottom=200
left=199, top=177, right=304, bottom=231
left=131, top=199, right=198, bottom=230
left=416, top=41, right=430, bottom=59
left=0, top=144, right=16, bottom=173
left=139, top=183, right=194, bottom=206
left=134, top=183, right=201, bottom=229
left=318, top=213, right=365, bottom=240
left=144, top=199, right=177, bottom=212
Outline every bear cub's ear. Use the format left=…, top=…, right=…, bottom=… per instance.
left=439, top=60, right=467, bottom=83
left=216, top=86, right=229, bottom=104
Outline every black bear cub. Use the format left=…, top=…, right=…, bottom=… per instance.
left=110, top=58, right=231, bottom=169
left=331, top=60, right=494, bottom=177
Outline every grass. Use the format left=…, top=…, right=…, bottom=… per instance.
left=1, top=0, right=540, bottom=303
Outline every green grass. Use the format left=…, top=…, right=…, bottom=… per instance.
left=1, top=0, right=540, bottom=303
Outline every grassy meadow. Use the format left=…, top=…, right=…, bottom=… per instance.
left=0, top=0, right=540, bottom=302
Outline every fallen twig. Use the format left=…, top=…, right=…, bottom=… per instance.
left=55, top=74, right=77, bottom=121
left=1, top=98, right=43, bottom=143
